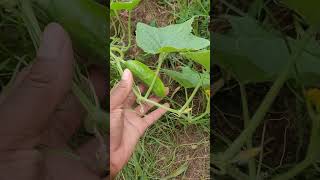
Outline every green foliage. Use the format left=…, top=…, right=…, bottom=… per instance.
left=163, top=66, right=209, bottom=88
left=136, top=17, right=210, bottom=54
left=111, top=2, right=210, bottom=178
left=110, top=0, right=141, bottom=10
left=180, top=50, right=210, bottom=71
left=213, top=16, right=320, bottom=84
left=35, top=0, right=108, bottom=65
left=213, top=1, right=320, bottom=180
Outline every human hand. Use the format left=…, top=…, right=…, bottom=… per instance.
left=110, top=69, right=169, bottom=178
left=0, top=23, right=107, bottom=180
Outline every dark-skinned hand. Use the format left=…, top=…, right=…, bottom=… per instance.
left=0, top=23, right=107, bottom=180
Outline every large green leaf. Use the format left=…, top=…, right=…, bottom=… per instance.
left=136, top=18, right=210, bottom=54
left=213, top=16, right=320, bottom=84
left=180, top=50, right=210, bottom=71
left=282, top=0, right=320, bottom=27
left=162, top=66, right=209, bottom=88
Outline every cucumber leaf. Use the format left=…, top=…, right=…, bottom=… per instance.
left=136, top=17, right=210, bottom=54
left=180, top=50, right=210, bottom=71
left=213, top=16, right=320, bottom=85
left=162, top=66, right=209, bottom=88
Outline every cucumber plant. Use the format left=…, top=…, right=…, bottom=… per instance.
left=110, top=0, right=210, bottom=118
left=213, top=0, right=320, bottom=179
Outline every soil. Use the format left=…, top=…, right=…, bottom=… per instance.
left=175, top=126, right=210, bottom=179
left=152, top=125, right=210, bottom=179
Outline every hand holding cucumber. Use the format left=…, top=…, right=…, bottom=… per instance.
left=110, top=69, right=169, bottom=178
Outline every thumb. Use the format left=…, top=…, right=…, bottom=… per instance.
left=110, top=69, right=133, bottom=109
left=0, top=23, right=74, bottom=148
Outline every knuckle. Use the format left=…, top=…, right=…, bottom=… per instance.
left=117, top=80, right=129, bottom=90
left=26, top=60, right=56, bottom=88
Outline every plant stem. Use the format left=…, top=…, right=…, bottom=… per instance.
left=110, top=51, right=124, bottom=76
left=138, top=96, right=179, bottom=114
left=222, top=62, right=288, bottom=161
left=257, top=122, right=267, bottom=179
left=144, top=53, right=167, bottom=99
left=123, top=10, right=132, bottom=52
left=178, top=81, right=202, bottom=116
left=19, top=0, right=41, bottom=49
left=113, top=10, right=126, bottom=42
left=226, top=165, right=250, bottom=180
left=221, top=29, right=312, bottom=162
left=110, top=47, right=125, bottom=59
left=271, top=159, right=312, bottom=180
left=239, top=83, right=256, bottom=180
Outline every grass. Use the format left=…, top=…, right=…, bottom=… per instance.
left=0, top=6, right=34, bottom=90
left=111, top=0, right=210, bottom=179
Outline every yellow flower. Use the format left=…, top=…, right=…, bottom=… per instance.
left=305, top=88, right=320, bottom=108
left=205, top=89, right=210, bottom=97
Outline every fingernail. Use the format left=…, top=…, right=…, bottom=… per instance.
left=37, top=23, right=67, bottom=60
left=122, top=69, right=131, bottom=80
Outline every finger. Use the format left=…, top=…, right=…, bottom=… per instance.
left=40, top=68, right=107, bottom=148
left=123, top=84, right=145, bottom=108
left=110, top=107, right=124, bottom=151
left=41, top=65, right=107, bottom=148
left=142, top=103, right=169, bottom=129
left=134, top=87, right=169, bottom=115
left=40, top=92, right=85, bottom=148
left=0, top=66, right=31, bottom=104
left=134, top=96, right=162, bottom=116
left=0, top=23, right=74, bottom=148
left=110, top=69, right=133, bottom=110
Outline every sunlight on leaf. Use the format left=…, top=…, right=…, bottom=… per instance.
left=181, top=50, right=210, bottom=71
left=136, top=17, right=210, bottom=54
